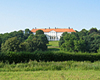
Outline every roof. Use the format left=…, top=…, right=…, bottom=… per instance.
left=31, top=28, right=76, bottom=33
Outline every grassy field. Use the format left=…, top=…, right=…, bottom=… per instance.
left=1, top=41, right=100, bottom=80
left=0, top=70, right=100, bottom=80
left=47, top=41, right=60, bottom=51
left=47, top=41, right=59, bottom=47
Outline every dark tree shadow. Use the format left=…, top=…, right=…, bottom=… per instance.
left=48, top=48, right=60, bottom=51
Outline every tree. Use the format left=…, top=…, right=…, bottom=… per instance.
left=36, top=30, right=44, bottom=35
left=0, top=37, right=2, bottom=50
left=60, top=40, right=74, bottom=52
left=36, top=34, right=48, bottom=44
left=82, top=32, right=100, bottom=52
left=74, top=39, right=87, bottom=52
left=59, top=32, right=67, bottom=47
left=19, top=33, right=48, bottom=52
left=1, top=37, right=21, bottom=52
left=1, top=33, right=11, bottom=43
left=59, top=36, right=64, bottom=47
left=33, top=34, right=48, bottom=51
left=26, top=34, right=34, bottom=41
left=59, top=32, right=78, bottom=52
left=0, top=30, right=25, bottom=43
left=78, top=29, right=89, bottom=39
left=19, top=39, right=37, bottom=52
left=89, top=28, right=98, bottom=34
left=24, top=28, right=32, bottom=40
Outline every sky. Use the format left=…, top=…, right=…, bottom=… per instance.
left=0, top=0, right=100, bottom=33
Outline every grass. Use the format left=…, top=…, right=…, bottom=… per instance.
left=0, top=41, right=100, bottom=80
left=1, top=60, right=100, bottom=80
left=0, top=70, right=100, bottom=80
left=1, top=41, right=100, bottom=80
left=47, top=41, right=60, bottom=51
left=47, top=41, right=59, bottom=47
left=1, top=60, right=100, bottom=71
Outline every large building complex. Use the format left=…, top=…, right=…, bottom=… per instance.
left=31, top=28, right=76, bottom=41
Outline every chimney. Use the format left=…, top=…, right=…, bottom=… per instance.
left=45, top=28, right=46, bottom=30
left=55, top=27, right=56, bottom=29
left=35, top=27, right=36, bottom=29
left=49, top=27, right=50, bottom=29
left=68, top=27, right=70, bottom=29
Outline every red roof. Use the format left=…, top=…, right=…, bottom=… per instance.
left=31, top=28, right=76, bottom=33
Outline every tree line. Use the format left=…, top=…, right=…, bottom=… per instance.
left=0, top=29, right=48, bottom=52
left=0, top=28, right=100, bottom=53
left=59, top=28, right=100, bottom=53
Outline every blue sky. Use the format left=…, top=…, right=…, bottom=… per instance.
left=0, top=0, right=100, bottom=33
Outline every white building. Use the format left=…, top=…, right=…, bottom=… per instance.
left=31, top=28, right=76, bottom=41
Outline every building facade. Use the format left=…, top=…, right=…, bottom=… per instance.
left=31, top=28, right=76, bottom=41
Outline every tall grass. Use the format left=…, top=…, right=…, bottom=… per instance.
left=1, top=60, right=100, bottom=71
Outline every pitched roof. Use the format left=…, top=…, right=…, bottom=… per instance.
left=31, top=28, right=76, bottom=33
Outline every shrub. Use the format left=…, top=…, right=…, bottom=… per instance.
left=0, top=51, right=100, bottom=63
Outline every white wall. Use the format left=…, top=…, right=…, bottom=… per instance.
left=33, top=31, right=64, bottom=41
left=56, top=32, right=63, bottom=40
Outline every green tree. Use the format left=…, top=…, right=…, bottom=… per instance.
left=19, top=33, right=48, bottom=52
left=36, top=30, right=44, bottom=35
left=83, top=32, right=100, bottom=52
left=0, top=30, right=25, bottom=43
left=1, top=37, right=21, bottom=52
left=89, top=28, right=98, bottom=34
left=33, top=34, right=48, bottom=51
left=59, top=32, right=67, bottom=47
left=59, top=32, right=78, bottom=52
left=19, top=39, right=37, bottom=52
left=26, top=34, right=34, bottom=41
left=60, top=28, right=100, bottom=53
left=24, top=28, right=32, bottom=40
left=74, top=39, right=87, bottom=52
left=0, top=37, right=2, bottom=50
left=60, top=40, right=74, bottom=52
left=1, top=33, right=11, bottom=43
left=36, top=34, right=48, bottom=44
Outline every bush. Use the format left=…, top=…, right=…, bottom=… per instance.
left=0, top=51, right=100, bottom=63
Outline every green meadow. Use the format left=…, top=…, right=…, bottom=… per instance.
left=47, top=41, right=59, bottom=47
left=1, top=70, right=100, bottom=80
left=47, top=41, right=60, bottom=51
left=1, top=41, right=100, bottom=80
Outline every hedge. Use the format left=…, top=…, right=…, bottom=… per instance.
left=0, top=51, right=100, bottom=63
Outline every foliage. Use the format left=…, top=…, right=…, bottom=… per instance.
left=26, top=34, right=34, bottom=41
left=1, top=51, right=100, bottom=63
left=36, top=30, right=44, bottom=35
left=83, top=32, right=100, bottom=52
left=33, top=36, right=48, bottom=51
left=24, top=28, right=32, bottom=39
left=19, top=40, right=36, bottom=52
left=59, top=28, right=100, bottom=53
left=35, top=34, right=48, bottom=44
left=60, top=40, right=74, bottom=52
left=74, top=39, right=87, bottom=52
left=1, top=37, right=21, bottom=52
left=0, top=30, right=25, bottom=43
left=1, top=60, right=100, bottom=72
left=0, top=37, right=2, bottom=50
left=89, top=27, right=98, bottom=34
left=0, top=29, right=48, bottom=52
